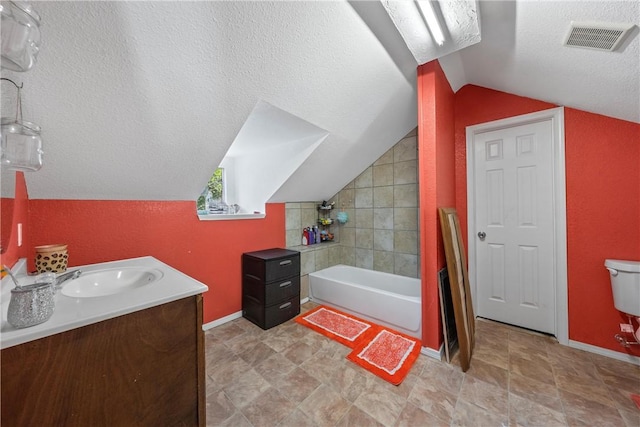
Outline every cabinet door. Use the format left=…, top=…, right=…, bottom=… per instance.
left=1, top=296, right=205, bottom=426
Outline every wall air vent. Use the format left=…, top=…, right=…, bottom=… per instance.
left=564, top=21, right=635, bottom=51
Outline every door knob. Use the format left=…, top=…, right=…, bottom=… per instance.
left=477, top=231, right=486, bottom=241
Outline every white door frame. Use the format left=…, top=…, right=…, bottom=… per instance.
left=466, top=107, right=568, bottom=345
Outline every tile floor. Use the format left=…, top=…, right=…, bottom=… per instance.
left=205, top=302, right=640, bottom=426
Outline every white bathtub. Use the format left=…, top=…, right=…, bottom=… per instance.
left=309, top=265, right=422, bottom=340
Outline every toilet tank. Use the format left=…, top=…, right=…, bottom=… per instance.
left=605, top=259, right=640, bottom=317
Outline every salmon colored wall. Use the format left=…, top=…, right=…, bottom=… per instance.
left=454, top=85, right=640, bottom=357
left=0, top=172, right=30, bottom=268
left=417, top=60, right=456, bottom=350
left=564, top=109, right=640, bottom=354
left=27, top=201, right=286, bottom=323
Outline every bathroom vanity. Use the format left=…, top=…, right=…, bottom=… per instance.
left=0, top=257, right=208, bottom=426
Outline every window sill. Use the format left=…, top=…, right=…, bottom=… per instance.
left=197, top=213, right=266, bottom=221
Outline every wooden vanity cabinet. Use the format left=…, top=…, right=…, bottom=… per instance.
left=1, top=295, right=205, bottom=426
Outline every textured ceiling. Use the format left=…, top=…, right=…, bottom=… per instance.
left=440, top=0, right=640, bottom=123
left=1, top=1, right=638, bottom=202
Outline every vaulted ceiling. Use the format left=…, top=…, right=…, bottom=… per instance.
left=1, top=1, right=638, bottom=202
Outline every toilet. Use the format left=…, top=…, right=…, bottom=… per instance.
left=605, top=259, right=640, bottom=345
left=605, top=259, right=640, bottom=317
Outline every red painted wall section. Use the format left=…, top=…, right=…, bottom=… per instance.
left=417, top=60, right=455, bottom=351
left=27, top=200, right=286, bottom=323
left=564, top=108, right=640, bottom=354
left=0, top=172, right=30, bottom=268
left=454, top=85, right=640, bottom=357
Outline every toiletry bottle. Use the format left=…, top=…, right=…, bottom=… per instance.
left=302, top=229, right=308, bottom=246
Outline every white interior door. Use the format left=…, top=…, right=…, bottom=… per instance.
left=473, top=119, right=556, bottom=334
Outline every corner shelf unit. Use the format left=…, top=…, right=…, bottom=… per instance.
left=317, top=204, right=335, bottom=242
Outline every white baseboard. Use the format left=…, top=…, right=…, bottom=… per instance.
left=421, top=344, right=444, bottom=361
left=569, top=339, right=640, bottom=366
left=202, top=296, right=311, bottom=331
left=202, top=310, right=243, bottom=330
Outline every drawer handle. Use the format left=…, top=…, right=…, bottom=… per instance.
left=279, top=281, right=292, bottom=288
left=279, top=302, right=292, bottom=309
left=279, top=260, right=292, bottom=266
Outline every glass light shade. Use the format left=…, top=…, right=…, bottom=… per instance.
left=1, top=118, right=43, bottom=171
left=0, top=1, right=41, bottom=72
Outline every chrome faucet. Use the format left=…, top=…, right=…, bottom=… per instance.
left=1, top=265, right=21, bottom=288
left=54, top=270, right=82, bottom=287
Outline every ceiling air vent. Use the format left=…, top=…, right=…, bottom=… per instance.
left=564, top=21, right=635, bottom=51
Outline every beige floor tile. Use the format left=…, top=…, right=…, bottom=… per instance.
left=215, top=411, right=252, bottom=427
left=238, top=340, right=277, bottom=367
left=207, top=354, right=253, bottom=388
left=327, top=363, right=370, bottom=402
left=241, top=387, right=297, bottom=426
left=278, top=409, right=318, bottom=427
left=408, top=376, right=457, bottom=424
left=606, top=384, right=640, bottom=413
left=222, top=368, right=271, bottom=408
left=420, top=357, right=465, bottom=396
left=269, top=367, right=322, bottom=404
left=301, top=351, right=346, bottom=383
left=254, top=352, right=297, bottom=381
left=225, top=332, right=261, bottom=354
left=203, top=303, right=639, bottom=427
left=618, top=407, right=640, bottom=427
left=509, top=393, right=567, bottom=426
left=509, top=352, right=556, bottom=386
left=336, top=405, right=384, bottom=427
left=457, top=375, right=508, bottom=414
left=451, top=399, right=508, bottom=427
left=509, top=372, right=564, bottom=413
left=466, top=357, right=509, bottom=389
left=394, top=402, right=447, bottom=427
left=554, top=370, right=616, bottom=407
left=299, top=384, right=352, bottom=427
left=354, top=381, right=407, bottom=427
left=472, top=338, right=510, bottom=370
left=282, top=340, right=316, bottom=365
left=205, top=389, right=238, bottom=426
left=560, top=388, right=626, bottom=427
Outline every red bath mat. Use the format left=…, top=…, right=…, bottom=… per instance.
left=347, top=328, right=422, bottom=385
left=296, top=306, right=421, bottom=385
left=295, top=305, right=375, bottom=348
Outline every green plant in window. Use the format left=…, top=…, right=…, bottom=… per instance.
left=196, top=195, right=206, bottom=211
left=196, top=168, right=224, bottom=213
left=207, top=168, right=224, bottom=200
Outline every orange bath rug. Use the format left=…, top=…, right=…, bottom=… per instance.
left=295, top=305, right=375, bottom=348
left=347, top=328, right=421, bottom=385
left=296, top=305, right=421, bottom=385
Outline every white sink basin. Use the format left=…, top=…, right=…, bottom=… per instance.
left=61, top=268, right=164, bottom=298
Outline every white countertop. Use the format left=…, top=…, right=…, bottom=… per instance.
left=1, top=256, right=208, bottom=349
